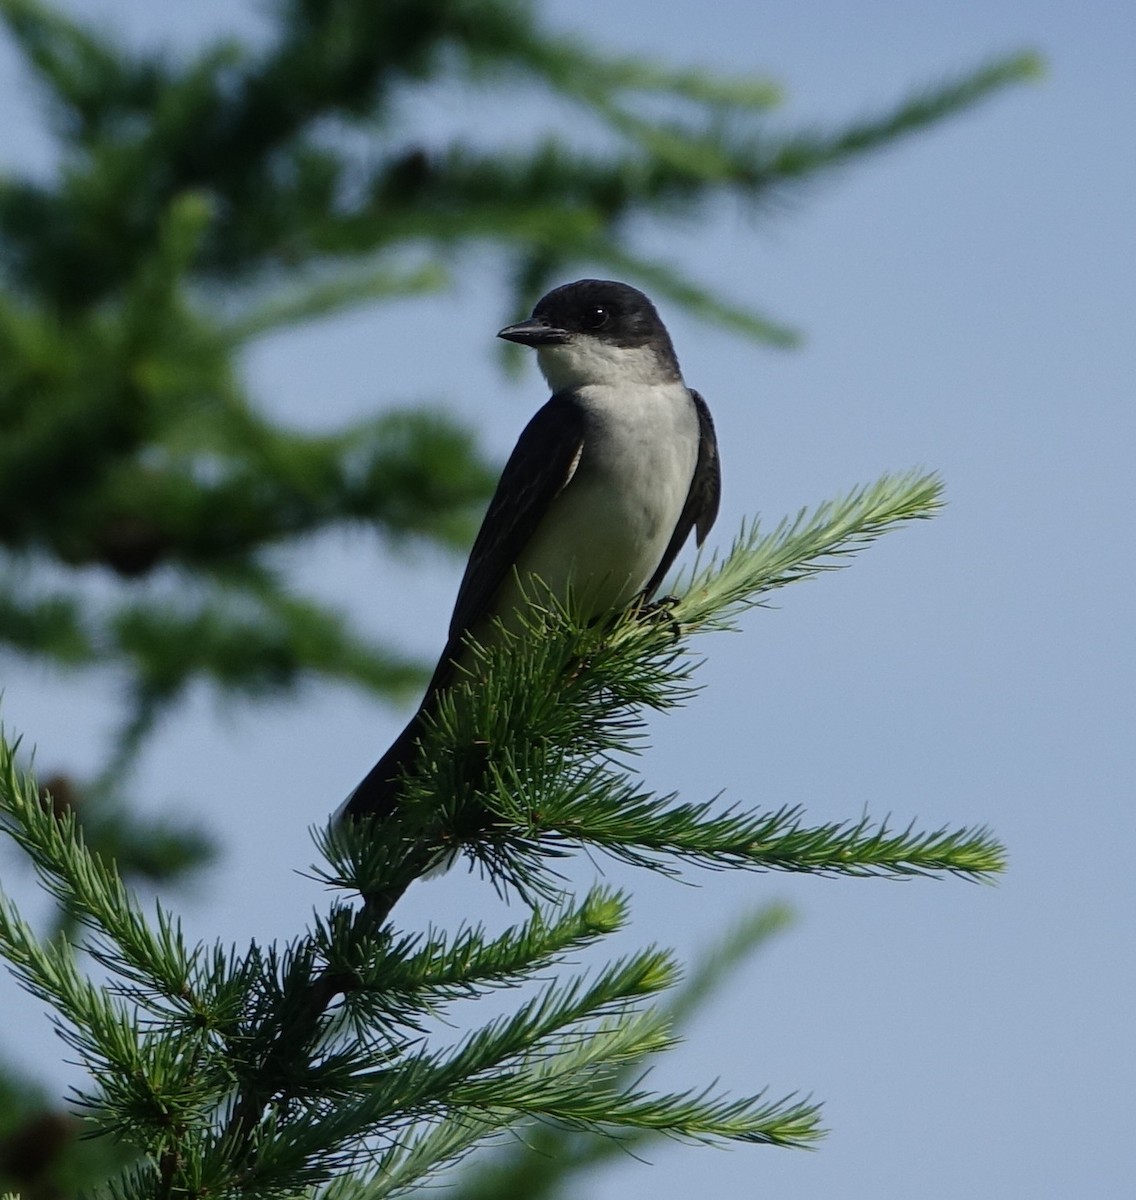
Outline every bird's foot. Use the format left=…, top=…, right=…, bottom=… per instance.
left=631, top=593, right=683, bottom=641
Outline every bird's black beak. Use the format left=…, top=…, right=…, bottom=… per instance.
left=497, top=318, right=571, bottom=347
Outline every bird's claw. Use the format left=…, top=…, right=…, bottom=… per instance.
left=632, top=593, right=683, bottom=640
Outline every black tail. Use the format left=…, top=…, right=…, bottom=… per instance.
left=339, top=708, right=428, bottom=822
left=339, top=645, right=465, bottom=823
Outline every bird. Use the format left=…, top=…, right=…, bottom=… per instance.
left=340, top=278, right=720, bottom=822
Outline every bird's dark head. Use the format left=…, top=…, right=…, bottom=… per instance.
left=498, top=279, right=681, bottom=391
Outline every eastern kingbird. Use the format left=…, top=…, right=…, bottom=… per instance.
left=340, top=279, right=720, bottom=822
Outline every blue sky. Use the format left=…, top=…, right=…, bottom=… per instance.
left=1, top=2, right=1133, bottom=1197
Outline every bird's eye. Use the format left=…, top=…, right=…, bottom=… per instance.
left=583, top=305, right=609, bottom=330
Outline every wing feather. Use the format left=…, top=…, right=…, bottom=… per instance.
left=642, top=388, right=720, bottom=598
left=447, top=393, right=587, bottom=642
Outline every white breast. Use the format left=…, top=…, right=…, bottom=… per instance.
left=495, top=381, right=699, bottom=629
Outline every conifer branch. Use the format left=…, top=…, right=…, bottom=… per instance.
left=0, top=451, right=1002, bottom=1192
left=443, top=903, right=799, bottom=1198
left=672, top=469, right=947, bottom=630
left=364, top=470, right=1002, bottom=897
left=225, top=262, right=450, bottom=343
left=317, top=887, right=632, bottom=1032
left=759, top=52, right=1044, bottom=183
left=348, top=1114, right=506, bottom=1200
left=2, top=740, right=195, bottom=1008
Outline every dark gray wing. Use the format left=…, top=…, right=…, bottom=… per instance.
left=345, top=394, right=586, bottom=822
left=447, top=392, right=587, bottom=642
left=642, top=389, right=720, bottom=599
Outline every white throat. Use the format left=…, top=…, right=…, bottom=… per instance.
left=537, top=337, right=678, bottom=392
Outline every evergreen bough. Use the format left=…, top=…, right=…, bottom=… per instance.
left=1, top=470, right=1006, bottom=1196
